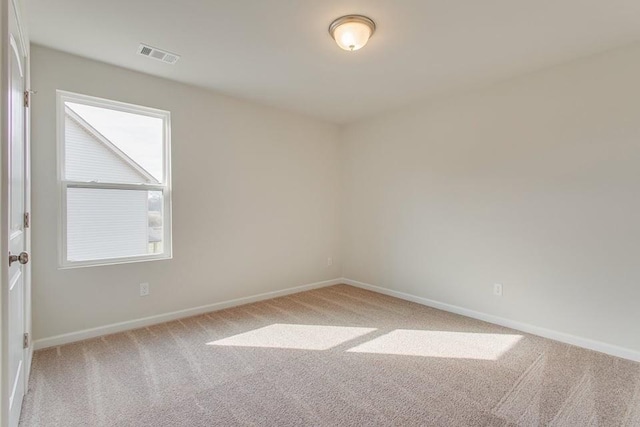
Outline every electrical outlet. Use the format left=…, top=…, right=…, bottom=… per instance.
left=327, top=257, right=333, bottom=266
left=493, top=283, right=503, bottom=297
left=140, top=282, right=150, bottom=297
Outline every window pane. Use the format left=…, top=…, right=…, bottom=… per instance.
left=64, top=102, right=164, bottom=184
left=67, top=187, right=164, bottom=262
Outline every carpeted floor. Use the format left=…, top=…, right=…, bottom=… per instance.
left=20, top=285, right=640, bottom=426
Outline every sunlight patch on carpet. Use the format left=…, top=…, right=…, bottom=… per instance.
left=347, top=330, right=522, bottom=360
left=207, top=324, right=377, bottom=350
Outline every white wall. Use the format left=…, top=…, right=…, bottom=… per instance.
left=31, top=45, right=341, bottom=341
left=341, top=43, right=640, bottom=352
left=32, top=42, right=640, bottom=354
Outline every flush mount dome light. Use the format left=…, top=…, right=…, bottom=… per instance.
left=329, top=15, right=376, bottom=51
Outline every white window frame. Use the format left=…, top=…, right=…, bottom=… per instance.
left=57, top=90, right=172, bottom=268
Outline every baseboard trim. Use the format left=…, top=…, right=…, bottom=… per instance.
left=342, top=278, right=640, bottom=362
left=33, top=278, right=343, bottom=350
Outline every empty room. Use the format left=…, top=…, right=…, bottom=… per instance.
left=1, top=0, right=639, bottom=426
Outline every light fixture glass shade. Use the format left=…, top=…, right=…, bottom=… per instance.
left=329, top=15, right=376, bottom=51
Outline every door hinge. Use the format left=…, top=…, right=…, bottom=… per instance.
left=24, top=212, right=30, bottom=228
left=24, top=89, right=36, bottom=108
left=23, top=333, right=30, bottom=349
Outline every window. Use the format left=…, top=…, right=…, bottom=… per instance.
left=58, top=91, right=172, bottom=267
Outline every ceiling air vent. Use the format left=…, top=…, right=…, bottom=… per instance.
left=137, top=44, right=180, bottom=65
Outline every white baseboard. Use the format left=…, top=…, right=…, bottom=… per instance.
left=34, top=277, right=640, bottom=362
left=342, top=278, right=640, bottom=362
left=33, top=278, right=342, bottom=350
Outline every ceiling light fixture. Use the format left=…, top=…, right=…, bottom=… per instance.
left=328, top=15, right=376, bottom=51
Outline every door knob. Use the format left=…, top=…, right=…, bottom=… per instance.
left=8, top=251, right=29, bottom=266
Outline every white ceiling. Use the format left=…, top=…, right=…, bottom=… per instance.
left=27, top=0, right=640, bottom=124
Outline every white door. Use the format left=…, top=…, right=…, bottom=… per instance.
left=4, top=2, right=29, bottom=426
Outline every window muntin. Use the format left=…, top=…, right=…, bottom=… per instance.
left=58, top=91, right=172, bottom=267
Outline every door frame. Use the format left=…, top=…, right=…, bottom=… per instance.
left=1, top=0, right=30, bottom=425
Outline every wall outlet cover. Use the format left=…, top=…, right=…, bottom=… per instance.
left=140, top=282, right=150, bottom=297
left=493, top=283, right=503, bottom=297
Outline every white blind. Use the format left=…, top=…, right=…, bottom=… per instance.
left=65, top=116, right=150, bottom=184
left=67, top=188, right=150, bottom=261
left=59, top=93, right=171, bottom=266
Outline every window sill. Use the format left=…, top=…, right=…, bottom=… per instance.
left=59, top=253, right=173, bottom=269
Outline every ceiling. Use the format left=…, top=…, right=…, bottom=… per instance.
left=27, top=0, right=640, bottom=124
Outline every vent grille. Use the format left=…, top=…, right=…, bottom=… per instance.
left=163, top=54, right=179, bottom=64
left=137, top=44, right=180, bottom=65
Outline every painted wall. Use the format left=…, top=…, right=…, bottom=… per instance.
left=341, top=43, right=640, bottom=352
left=31, top=45, right=341, bottom=340
left=32, top=42, right=640, bottom=353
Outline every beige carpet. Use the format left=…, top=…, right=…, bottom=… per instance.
left=20, top=285, right=640, bottom=426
